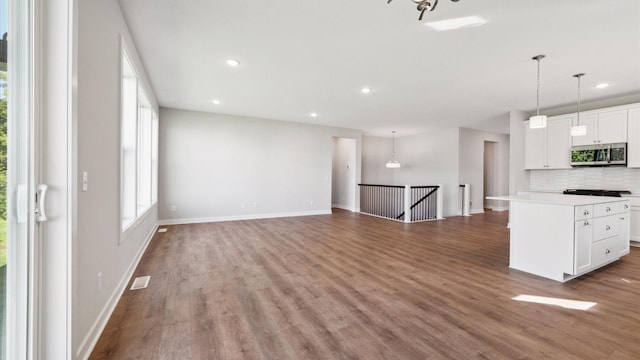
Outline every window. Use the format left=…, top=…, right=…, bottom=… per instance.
left=121, top=46, right=158, bottom=231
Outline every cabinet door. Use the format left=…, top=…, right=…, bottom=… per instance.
left=572, top=114, right=598, bottom=146
left=574, top=219, right=593, bottom=274
left=546, top=117, right=572, bottom=169
left=619, top=213, right=630, bottom=256
left=630, top=208, right=640, bottom=242
left=524, top=122, right=546, bottom=169
left=597, top=109, right=628, bottom=144
left=628, top=108, right=640, bottom=168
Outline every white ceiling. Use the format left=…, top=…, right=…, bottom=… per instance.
left=118, top=0, right=640, bottom=136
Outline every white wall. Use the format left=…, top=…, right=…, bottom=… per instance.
left=459, top=127, right=510, bottom=213
left=75, top=0, right=159, bottom=358
left=509, top=110, right=530, bottom=195
left=158, top=108, right=362, bottom=223
left=363, top=127, right=510, bottom=217
left=361, top=136, right=395, bottom=185
left=392, top=128, right=461, bottom=217
left=332, top=138, right=357, bottom=210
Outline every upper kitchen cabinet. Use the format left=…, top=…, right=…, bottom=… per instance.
left=572, top=109, right=628, bottom=146
left=628, top=107, right=640, bottom=168
left=524, top=116, right=572, bottom=170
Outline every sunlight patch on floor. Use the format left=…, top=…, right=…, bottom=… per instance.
left=512, top=295, right=597, bottom=311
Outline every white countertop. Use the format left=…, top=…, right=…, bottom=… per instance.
left=523, top=190, right=639, bottom=197
left=487, top=193, right=631, bottom=206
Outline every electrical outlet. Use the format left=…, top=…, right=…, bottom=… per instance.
left=97, top=272, right=103, bottom=292
left=241, top=202, right=245, bottom=208
left=170, top=205, right=176, bottom=212
left=252, top=202, right=257, bottom=208
left=310, top=200, right=314, bottom=205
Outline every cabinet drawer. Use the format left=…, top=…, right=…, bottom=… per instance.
left=575, top=205, right=594, bottom=220
left=592, top=236, right=620, bottom=267
left=593, top=202, right=627, bottom=217
left=593, top=215, right=620, bottom=241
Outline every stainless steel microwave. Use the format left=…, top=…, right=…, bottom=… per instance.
left=570, top=143, right=627, bottom=166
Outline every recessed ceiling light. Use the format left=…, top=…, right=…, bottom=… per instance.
left=310, top=112, right=318, bottom=118
left=595, top=83, right=610, bottom=89
left=212, top=99, right=221, bottom=105
left=425, top=16, right=487, bottom=31
left=361, top=87, right=372, bottom=94
left=226, top=59, right=240, bottom=67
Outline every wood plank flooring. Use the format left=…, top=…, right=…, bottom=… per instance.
left=90, top=210, right=640, bottom=359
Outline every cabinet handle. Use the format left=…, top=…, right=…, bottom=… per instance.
left=605, top=249, right=611, bottom=255
left=624, top=204, right=629, bottom=209
left=606, top=207, right=611, bottom=212
left=620, top=217, right=625, bottom=220
left=584, top=210, right=589, bottom=216
left=606, top=225, right=611, bottom=231
left=583, top=220, right=590, bottom=226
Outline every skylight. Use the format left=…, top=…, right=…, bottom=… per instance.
left=425, top=16, right=487, bottom=31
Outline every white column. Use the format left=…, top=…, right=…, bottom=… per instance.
left=404, top=185, right=411, bottom=223
left=463, top=184, right=471, bottom=216
left=437, top=184, right=444, bottom=219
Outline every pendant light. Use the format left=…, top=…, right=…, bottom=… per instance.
left=529, top=55, right=547, bottom=129
left=386, top=131, right=401, bottom=168
left=571, top=73, right=587, bottom=137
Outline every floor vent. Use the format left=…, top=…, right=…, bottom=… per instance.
left=158, top=228, right=168, bottom=233
left=130, top=276, right=151, bottom=290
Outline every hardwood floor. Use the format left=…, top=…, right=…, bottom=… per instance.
left=90, top=210, right=640, bottom=359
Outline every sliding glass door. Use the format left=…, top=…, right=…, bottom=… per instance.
left=2, top=0, right=35, bottom=358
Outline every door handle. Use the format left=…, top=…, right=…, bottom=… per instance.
left=35, top=184, right=48, bottom=222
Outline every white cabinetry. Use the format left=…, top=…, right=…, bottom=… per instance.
left=628, top=108, right=640, bottom=168
left=524, top=117, right=571, bottom=169
left=495, top=194, right=631, bottom=282
left=572, top=109, right=628, bottom=146
left=574, top=218, right=592, bottom=273
left=624, top=196, right=640, bottom=245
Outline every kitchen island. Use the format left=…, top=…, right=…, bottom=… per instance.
left=487, top=194, right=631, bottom=282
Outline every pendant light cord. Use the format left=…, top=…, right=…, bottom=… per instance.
left=532, top=55, right=545, bottom=117
left=574, top=73, right=585, bottom=126
left=577, top=75, right=581, bottom=125
left=392, top=131, right=396, bottom=159
left=536, top=58, right=541, bottom=116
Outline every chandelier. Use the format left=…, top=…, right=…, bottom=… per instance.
left=387, top=0, right=461, bottom=21
left=386, top=131, right=401, bottom=169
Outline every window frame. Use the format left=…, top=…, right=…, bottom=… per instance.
left=120, top=39, right=158, bottom=237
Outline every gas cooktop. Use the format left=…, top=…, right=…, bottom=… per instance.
left=563, top=189, right=632, bottom=197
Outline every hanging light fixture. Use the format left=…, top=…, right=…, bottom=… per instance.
left=387, top=0, right=461, bottom=21
left=571, top=73, right=587, bottom=137
left=386, top=131, right=401, bottom=168
left=529, top=55, right=548, bottom=129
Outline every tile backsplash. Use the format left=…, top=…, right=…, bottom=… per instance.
left=530, top=167, right=640, bottom=194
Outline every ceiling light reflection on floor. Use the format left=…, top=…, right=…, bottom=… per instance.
left=512, top=295, right=597, bottom=311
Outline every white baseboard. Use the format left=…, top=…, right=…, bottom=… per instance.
left=158, top=210, right=332, bottom=226
left=76, top=223, right=158, bottom=360
left=332, top=204, right=355, bottom=212
left=470, top=208, right=485, bottom=214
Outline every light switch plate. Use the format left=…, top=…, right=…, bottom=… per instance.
left=82, top=171, right=88, bottom=192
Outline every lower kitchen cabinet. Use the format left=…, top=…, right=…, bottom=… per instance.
left=491, top=194, right=631, bottom=282
left=625, top=197, right=640, bottom=244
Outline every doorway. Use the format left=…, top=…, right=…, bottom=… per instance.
left=331, top=138, right=356, bottom=211
left=483, top=141, right=499, bottom=210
